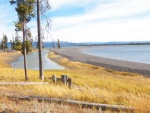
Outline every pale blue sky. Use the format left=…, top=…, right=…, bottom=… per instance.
left=0, top=0, right=150, bottom=42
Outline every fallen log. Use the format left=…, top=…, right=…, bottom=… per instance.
left=8, top=95, right=134, bottom=112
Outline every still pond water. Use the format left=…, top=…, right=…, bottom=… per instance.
left=12, top=50, right=64, bottom=70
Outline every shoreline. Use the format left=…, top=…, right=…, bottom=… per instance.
left=11, top=50, right=64, bottom=70
left=0, top=51, right=22, bottom=68
left=55, top=47, right=150, bottom=77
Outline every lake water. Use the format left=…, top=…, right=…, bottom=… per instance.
left=82, top=45, right=150, bottom=64
left=12, top=50, right=65, bottom=70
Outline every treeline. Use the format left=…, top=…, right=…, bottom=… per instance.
left=0, top=33, right=33, bottom=54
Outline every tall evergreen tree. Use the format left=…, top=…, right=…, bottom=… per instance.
left=10, top=0, right=35, bottom=81
left=1, top=35, right=8, bottom=52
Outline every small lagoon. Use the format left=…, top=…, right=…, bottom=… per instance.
left=12, top=50, right=65, bottom=70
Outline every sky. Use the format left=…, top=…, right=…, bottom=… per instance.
left=0, top=0, right=150, bottom=43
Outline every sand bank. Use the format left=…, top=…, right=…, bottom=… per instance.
left=55, top=47, right=150, bottom=77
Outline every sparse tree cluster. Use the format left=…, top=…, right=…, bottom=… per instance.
left=10, top=31, right=33, bottom=53
left=0, top=34, right=8, bottom=52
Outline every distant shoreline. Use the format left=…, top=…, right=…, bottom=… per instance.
left=55, top=47, right=150, bottom=77
left=79, top=43, right=150, bottom=46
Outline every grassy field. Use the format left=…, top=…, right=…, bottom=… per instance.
left=0, top=51, right=150, bottom=112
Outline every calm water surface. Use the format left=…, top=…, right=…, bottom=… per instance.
left=12, top=50, right=65, bottom=70
left=83, top=45, right=150, bottom=64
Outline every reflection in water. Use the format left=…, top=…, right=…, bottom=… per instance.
left=12, top=50, right=64, bottom=70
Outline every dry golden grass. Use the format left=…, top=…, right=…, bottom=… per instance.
left=0, top=51, right=150, bottom=112
left=0, top=51, right=21, bottom=68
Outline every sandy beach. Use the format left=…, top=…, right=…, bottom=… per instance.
left=55, top=47, right=150, bottom=77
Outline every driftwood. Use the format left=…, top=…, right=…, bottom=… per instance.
left=67, top=77, right=72, bottom=88
left=52, top=75, right=57, bottom=84
left=61, top=75, right=67, bottom=85
left=8, top=95, right=134, bottom=112
left=51, top=75, right=72, bottom=88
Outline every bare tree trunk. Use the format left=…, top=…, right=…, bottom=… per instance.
left=37, top=0, right=44, bottom=81
left=23, top=19, right=28, bottom=81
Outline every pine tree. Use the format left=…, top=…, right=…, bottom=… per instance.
left=1, top=35, right=8, bottom=52
left=10, top=0, right=35, bottom=81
